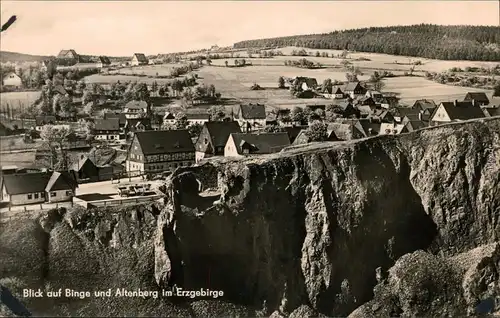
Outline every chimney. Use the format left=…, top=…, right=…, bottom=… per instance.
left=418, top=112, right=422, bottom=121
left=454, top=100, right=458, bottom=107
left=472, top=99, right=477, bottom=108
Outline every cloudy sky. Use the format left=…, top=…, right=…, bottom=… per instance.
left=1, top=1, right=498, bottom=56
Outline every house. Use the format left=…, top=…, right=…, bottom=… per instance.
left=464, top=92, right=490, bottom=106
left=394, top=107, right=422, bottom=123
left=327, top=122, right=366, bottom=141
left=291, top=129, right=339, bottom=146
left=97, top=56, right=111, bottom=68
left=369, top=109, right=395, bottom=123
left=35, top=116, right=57, bottom=131
left=0, top=121, right=14, bottom=136
left=123, top=100, right=149, bottom=119
left=163, top=112, right=176, bottom=126
left=283, top=125, right=308, bottom=143
left=45, top=171, right=78, bottom=203
left=357, top=96, right=376, bottom=107
left=1, top=171, right=76, bottom=205
left=131, top=53, right=149, bottom=66
left=342, top=82, right=366, bottom=99
left=57, top=49, right=79, bottom=60
left=430, top=100, right=486, bottom=125
left=126, top=130, right=195, bottom=175
left=194, top=121, right=241, bottom=162
left=412, top=99, right=437, bottom=112
left=224, top=132, right=291, bottom=157
left=234, top=104, right=267, bottom=132
left=378, top=96, right=399, bottom=109
left=124, top=118, right=152, bottom=134
left=104, top=112, right=127, bottom=129
left=333, top=101, right=359, bottom=118
left=185, top=113, right=211, bottom=126
left=379, top=123, right=407, bottom=135
left=322, top=86, right=345, bottom=99
left=2, top=72, right=22, bottom=88
left=357, top=105, right=374, bottom=118
left=71, top=156, right=99, bottom=182
left=482, top=107, right=500, bottom=118
left=93, top=118, right=122, bottom=141
left=365, top=90, right=383, bottom=100
left=403, top=120, right=428, bottom=132
left=294, top=77, right=318, bottom=91
left=355, top=119, right=382, bottom=137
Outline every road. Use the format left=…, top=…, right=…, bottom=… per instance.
left=77, top=176, right=146, bottom=196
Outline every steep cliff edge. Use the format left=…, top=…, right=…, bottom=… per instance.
left=155, top=118, right=500, bottom=317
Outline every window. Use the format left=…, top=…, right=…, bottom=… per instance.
left=34, top=193, right=39, bottom=199
left=51, top=192, right=56, bottom=197
left=27, top=194, right=32, bottom=200
left=66, top=190, right=72, bottom=196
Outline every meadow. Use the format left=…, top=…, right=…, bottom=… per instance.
left=0, top=91, right=41, bottom=111
left=108, top=64, right=180, bottom=76
left=383, top=77, right=494, bottom=105
left=83, top=74, right=173, bottom=85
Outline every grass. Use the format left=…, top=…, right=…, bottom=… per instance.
left=0, top=91, right=41, bottom=110
left=109, top=64, right=179, bottom=76
left=383, top=76, right=494, bottom=105
left=0, top=151, right=37, bottom=168
left=83, top=74, right=173, bottom=85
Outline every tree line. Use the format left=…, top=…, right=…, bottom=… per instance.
left=233, top=24, right=500, bottom=61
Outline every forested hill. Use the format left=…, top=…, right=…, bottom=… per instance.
left=0, top=51, right=52, bottom=63
left=233, top=24, right=500, bottom=61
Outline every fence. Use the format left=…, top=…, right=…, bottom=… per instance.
left=75, top=194, right=164, bottom=209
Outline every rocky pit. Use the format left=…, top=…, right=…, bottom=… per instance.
left=1, top=117, right=499, bottom=317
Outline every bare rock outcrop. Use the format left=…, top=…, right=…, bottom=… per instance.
left=155, top=118, right=500, bottom=316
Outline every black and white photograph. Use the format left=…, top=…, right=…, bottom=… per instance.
left=0, top=0, right=499, bottom=316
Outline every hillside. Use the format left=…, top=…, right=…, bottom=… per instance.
left=233, top=24, right=500, bottom=62
left=1, top=117, right=499, bottom=316
left=0, top=51, right=52, bottom=63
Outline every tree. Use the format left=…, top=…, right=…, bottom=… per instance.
left=174, top=112, right=189, bottom=130
left=151, top=81, right=158, bottom=96
left=494, top=83, right=500, bottom=97
left=133, top=82, right=150, bottom=102
left=208, top=105, right=226, bottom=121
left=373, top=80, right=385, bottom=92
left=83, top=102, right=94, bottom=116
left=315, top=108, right=325, bottom=118
left=291, top=106, right=306, bottom=124
left=188, top=123, right=203, bottom=138
left=40, top=125, right=72, bottom=170
left=263, top=125, right=285, bottom=133
left=305, top=120, right=328, bottom=142
left=278, top=76, right=286, bottom=89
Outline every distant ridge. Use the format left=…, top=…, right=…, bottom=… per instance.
left=233, top=24, right=500, bottom=62
left=0, top=51, right=52, bottom=63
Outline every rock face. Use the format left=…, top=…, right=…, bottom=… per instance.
left=155, top=118, right=500, bottom=316
left=1, top=118, right=499, bottom=317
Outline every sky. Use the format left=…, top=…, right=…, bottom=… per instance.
left=1, top=1, right=498, bottom=57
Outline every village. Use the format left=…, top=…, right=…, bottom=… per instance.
left=0, top=47, right=499, bottom=215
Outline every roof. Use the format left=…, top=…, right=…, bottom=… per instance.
left=125, top=118, right=152, bottom=129
left=438, top=101, right=486, bottom=120
left=395, top=107, right=421, bottom=118
left=2, top=72, right=21, bottom=80
left=58, top=49, right=78, bottom=58
left=2, top=172, right=50, bottom=195
left=229, top=132, right=291, bottom=155
left=132, top=53, right=148, bottom=62
left=45, top=171, right=77, bottom=192
left=343, top=82, right=362, bottom=91
left=104, top=112, right=127, bottom=125
left=296, top=77, right=318, bottom=88
left=483, top=107, right=500, bottom=117
left=134, top=130, right=195, bottom=154
left=94, top=118, right=120, bottom=131
left=465, top=92, right=490, bottom=104
left=72, top=156, right=97, bottom=171
left=125, top=100, right=148, bottom=110
left=204, top=121, right=242, bottom=148
left=238, top=104, right=266, bottom=120
left=380, top=123, right=406, bottom=134
left=356, top=120, right=381, bottom=136
left=357, top=105, right=373, bottom=115
left=98, top=56, right=111, bottom=64
left=36, top=116, right=57, bottom=126
left=185, top=113, right=210, bottom=120
left=404, top=120, right=427, bottom=131
left=413, top=99, right=436, bottom=110
left=283, top=126, right=307, bottom=143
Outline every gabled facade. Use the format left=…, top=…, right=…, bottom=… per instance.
left=224, top=132, right=291, bottom=157
left=185, top=113, right=210, bottom=126
left=195, top=121, right=241, bottom=162
left=124, top=100, right=149, bottom=119
left=126, top=130, right=195, bottom=175
left=430, top=100, right=486, bottom=125
left=2, top=72, right=22, bottom=88
left=342, top=82, right=366, bottom=99
left=93, top=118, right=122, bottom=141
left=464, top=92, right=490, bottom=106
left=131, top=53, right=149, bottom=66
left=234, top=104, right=267, bottom=132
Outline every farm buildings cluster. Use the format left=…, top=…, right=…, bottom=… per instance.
left=1, top=46, right=499, bottom=209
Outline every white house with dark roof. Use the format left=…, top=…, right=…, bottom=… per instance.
left=430, top=100, right=486, bottom=125
left=124, top=100, right=149, bottom=119
left=234, top=104, right=267, bottom=132
left=131, top=53, right=149, bottom=66
left=2, top=72, right=23, bottom=88
left=1, top=171, right=77, bottom=205
left=185, top=113, right=210, bottom=126
left=224, top=132, right=291, bottom=157
left=195, top=121, right=241, bottom=162
left=93, top=118, right=121, bottom=141
left=464, top=92, right=490, bottom=106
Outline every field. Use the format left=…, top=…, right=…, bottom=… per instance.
left=383, top=77, right=494, bottom=105
left=109, top=64, right=180, bottom=76
left=0, top=91, right=41, bottom=111
left=214, top=46, right=499, bottom=74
